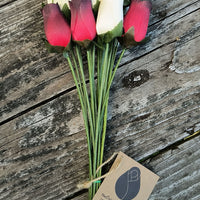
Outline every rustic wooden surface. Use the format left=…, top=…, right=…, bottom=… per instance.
left=0, top=0, right=200, bottom=199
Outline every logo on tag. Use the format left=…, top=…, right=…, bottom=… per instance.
left=115, top=167, right=141, bottom=200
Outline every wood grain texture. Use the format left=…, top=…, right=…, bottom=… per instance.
left=0, top=0, right=200, bottom=199
left=0, top=0, right=199, bottom=123
left=147, top=133, right=200, bottom=200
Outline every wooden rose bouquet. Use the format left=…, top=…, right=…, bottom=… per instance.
left=41, top=0, right=151, bottom=198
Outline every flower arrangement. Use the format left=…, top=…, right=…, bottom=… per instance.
left=41, top=0, right=151, bottom=199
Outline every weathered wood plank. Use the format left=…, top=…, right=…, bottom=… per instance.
left=150, top=0, right=199, bottom=24
left=0, top=0, right=200, bottom=199
left=70, top=193, right=88, bottom=200
left=147, top=133, right=200, bottom=200
left=0, top=0, right=16, bottom=7
left=106, top=35, right=200, bottom=160
left=0, top=33, right=199, bottom=199
left=0, top=90, right=89, bottom=199
left=0, top=0, right=199, bottom=123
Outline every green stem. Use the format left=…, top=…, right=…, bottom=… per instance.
left=101, top=48, right=126, bottom=115
left=75, top=45, right=95, bottom=149
left=64, top=53, right=93, bottom=182
left=64, top=43, right=126, bottom=200
left=99, top=48, right=126, bottom=173
left=92, top=43, right=110, bottom=195
left=97, top=40, right=114, bottom=174
left=87, top=46, right=96, bottom=130
left=70, top=51, right=85, bottom=107
left=92, top=45, right=97, bottom=116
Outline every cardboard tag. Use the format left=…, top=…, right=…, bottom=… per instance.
left=93, top=152, right=159, bottom=200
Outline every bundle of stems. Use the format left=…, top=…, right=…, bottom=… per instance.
left=64, top=39, right=125, bottom=199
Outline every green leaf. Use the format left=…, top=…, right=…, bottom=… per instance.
left=123, top=0, right=131, bottom=6
left=118, top=27, right=137, bottom=47
left=63, top=51, right=69, bottom=58
left=43, top=39, right=71, bottom=53
left=41, top=2, right=46, bottom=8
left=92, top=0, right=100, bottom=14
left=98, top=21, right=123, bottom=43
left=118, top=27, right=150, bottom=48
left=62, top=3, right=71, bottom=21
left=74, top=39, right=92, bottom=49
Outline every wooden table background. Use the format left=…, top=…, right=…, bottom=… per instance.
left=0, top=0, right=200, bottom=199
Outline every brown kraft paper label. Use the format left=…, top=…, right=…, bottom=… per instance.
left=93, top=152, right=159, bottom=200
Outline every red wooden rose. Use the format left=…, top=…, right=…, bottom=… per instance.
left=42, top=4, right=71, bottom=47
left=124, top=0, right=151, bottom=42
left=69, top=0, right=96, bottom=43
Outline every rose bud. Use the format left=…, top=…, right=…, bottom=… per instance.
left=69, top=0, right=96, bottom=47
left=123, top=0, right=151, bottom=45
left=42, top=4, right=71, bottom=47
left=96, top=0, right=124, bottom=43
